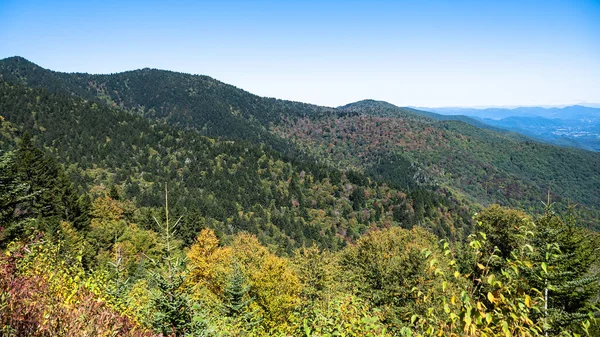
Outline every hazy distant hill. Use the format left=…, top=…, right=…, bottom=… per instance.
left=421, top=105, right=600, bottom=151
left=423, top=105, right=600, bottom=120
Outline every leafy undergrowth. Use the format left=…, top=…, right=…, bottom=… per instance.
left=0, top=236, right=154, bottom=337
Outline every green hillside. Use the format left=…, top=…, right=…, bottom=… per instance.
left=0, top=77, right=472, bottom=250
left=0, top=56, right=332, bottom=156
left=2, top=57, right=599, bottom=229
left=275, top=100, right=600, bottom=228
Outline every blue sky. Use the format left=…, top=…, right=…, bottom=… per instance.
left=1, top=0, right=599, bottom=107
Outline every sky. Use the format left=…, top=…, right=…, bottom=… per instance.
left=1, top=0, right=599, bottom=108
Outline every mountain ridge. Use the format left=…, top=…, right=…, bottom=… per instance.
left=0, top=59, right=474, bottom=248
left=2, top=56, right=599, bottom=230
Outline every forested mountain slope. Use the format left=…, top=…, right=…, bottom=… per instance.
left=275, top=100, right=600, bottom=228
left=0, top=56, right=333, bottom=156
left=1, top=57, right=599, bottom=230
left=0, top=79, right=472, bottom=251
left=1, top=57, right=599, bottom=336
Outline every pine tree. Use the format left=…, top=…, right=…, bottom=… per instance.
left=149, top=184, right=210, bottom=337
left=15, top=133, right=60, bottom=218
left=223, top=262, right=252, bottom=317
left=149, top=185, right=190, bottom=336
left=14, top=133, right=86, bottom=229
left=530, top=202, right=599, bottom=335
left=221, top=261, right=261, bottom=333
left=0, top=151, right=31, bottom=245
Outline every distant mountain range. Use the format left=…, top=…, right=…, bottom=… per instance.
left=420, top=106, right=600, bottom=151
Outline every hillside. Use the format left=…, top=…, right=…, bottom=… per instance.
left=0, top=75, right=473, bottom=251
left=340, top=100, right=489, bottom=127
left=2, top=57, right=599, bottom=230
left=0, top=56, right=333, bottom=156
left=275, top=100, right=600, bottom=228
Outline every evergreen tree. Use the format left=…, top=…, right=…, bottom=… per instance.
left=14, top=133, right=85, bottom=227
left=15, top=133, right=58, bottom=216
left=149, top=185, right=209, bottom=337
left=150, top=186, right=190, bottom=336
left=223, top=262, right=253, bottom=318
left=222, top=261, right=262, bottom=333
left=530, top=202, right=599, bottom=335
left=0, top=151, right=31, bottom=245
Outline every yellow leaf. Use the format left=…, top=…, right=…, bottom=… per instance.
left=487, top=292, right=495, bottom=303
left=524, top=295, right=531, bottom=308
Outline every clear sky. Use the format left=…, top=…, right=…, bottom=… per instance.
left=1, top=0, right=599, bottom=108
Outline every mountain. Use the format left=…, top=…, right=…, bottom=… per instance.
left=275, top=99, right=600, bottom=228
left=1, top=57, right=599, bottom=231
left=0, top=56, right=334, bottom=157
left=0, top=58, right=472, bottom=250
left=1, top=57, right=599, bottom=336
left=422, top=105, right=600, bottom=120
left=421, top=105, right=600, bottom=151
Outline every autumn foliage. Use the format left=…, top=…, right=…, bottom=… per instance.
left=0, top=237, right=153, bottom=337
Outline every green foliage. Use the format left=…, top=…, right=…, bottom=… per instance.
left=0, top=151, right=30, bottom=244
left=292, top=246, right=339, bottom=306
left=528, top=206, right=600, bottom=334
left=147, top=188, right=209, bottom=337
left=15, top=133, right=84, bottom=224
left=0, top=57, right=599, bottom=336
left=298, top=295, right=390, bottom=337
left=0, top=80, right=472, bottom=252
left=223, top=263, right=253, bottom=317
left=340, top=226, right=451, bottom=331
left=474, top=204, right=533, bottom=261
left=149, top=259, right=194, bottom=337
left=220, top=262, right=261, bottom=333
left=401, top=225, right=581, bottom=336
left=0, top=135, right=86, bottom=246
left=2, top=201, right=598, bottom=336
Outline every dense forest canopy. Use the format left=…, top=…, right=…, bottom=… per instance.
left=1, top=57, right=599, bottom=336
left=275, top=100, right=600, bottom=228
left=2, top=56, right=598, bottom=228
